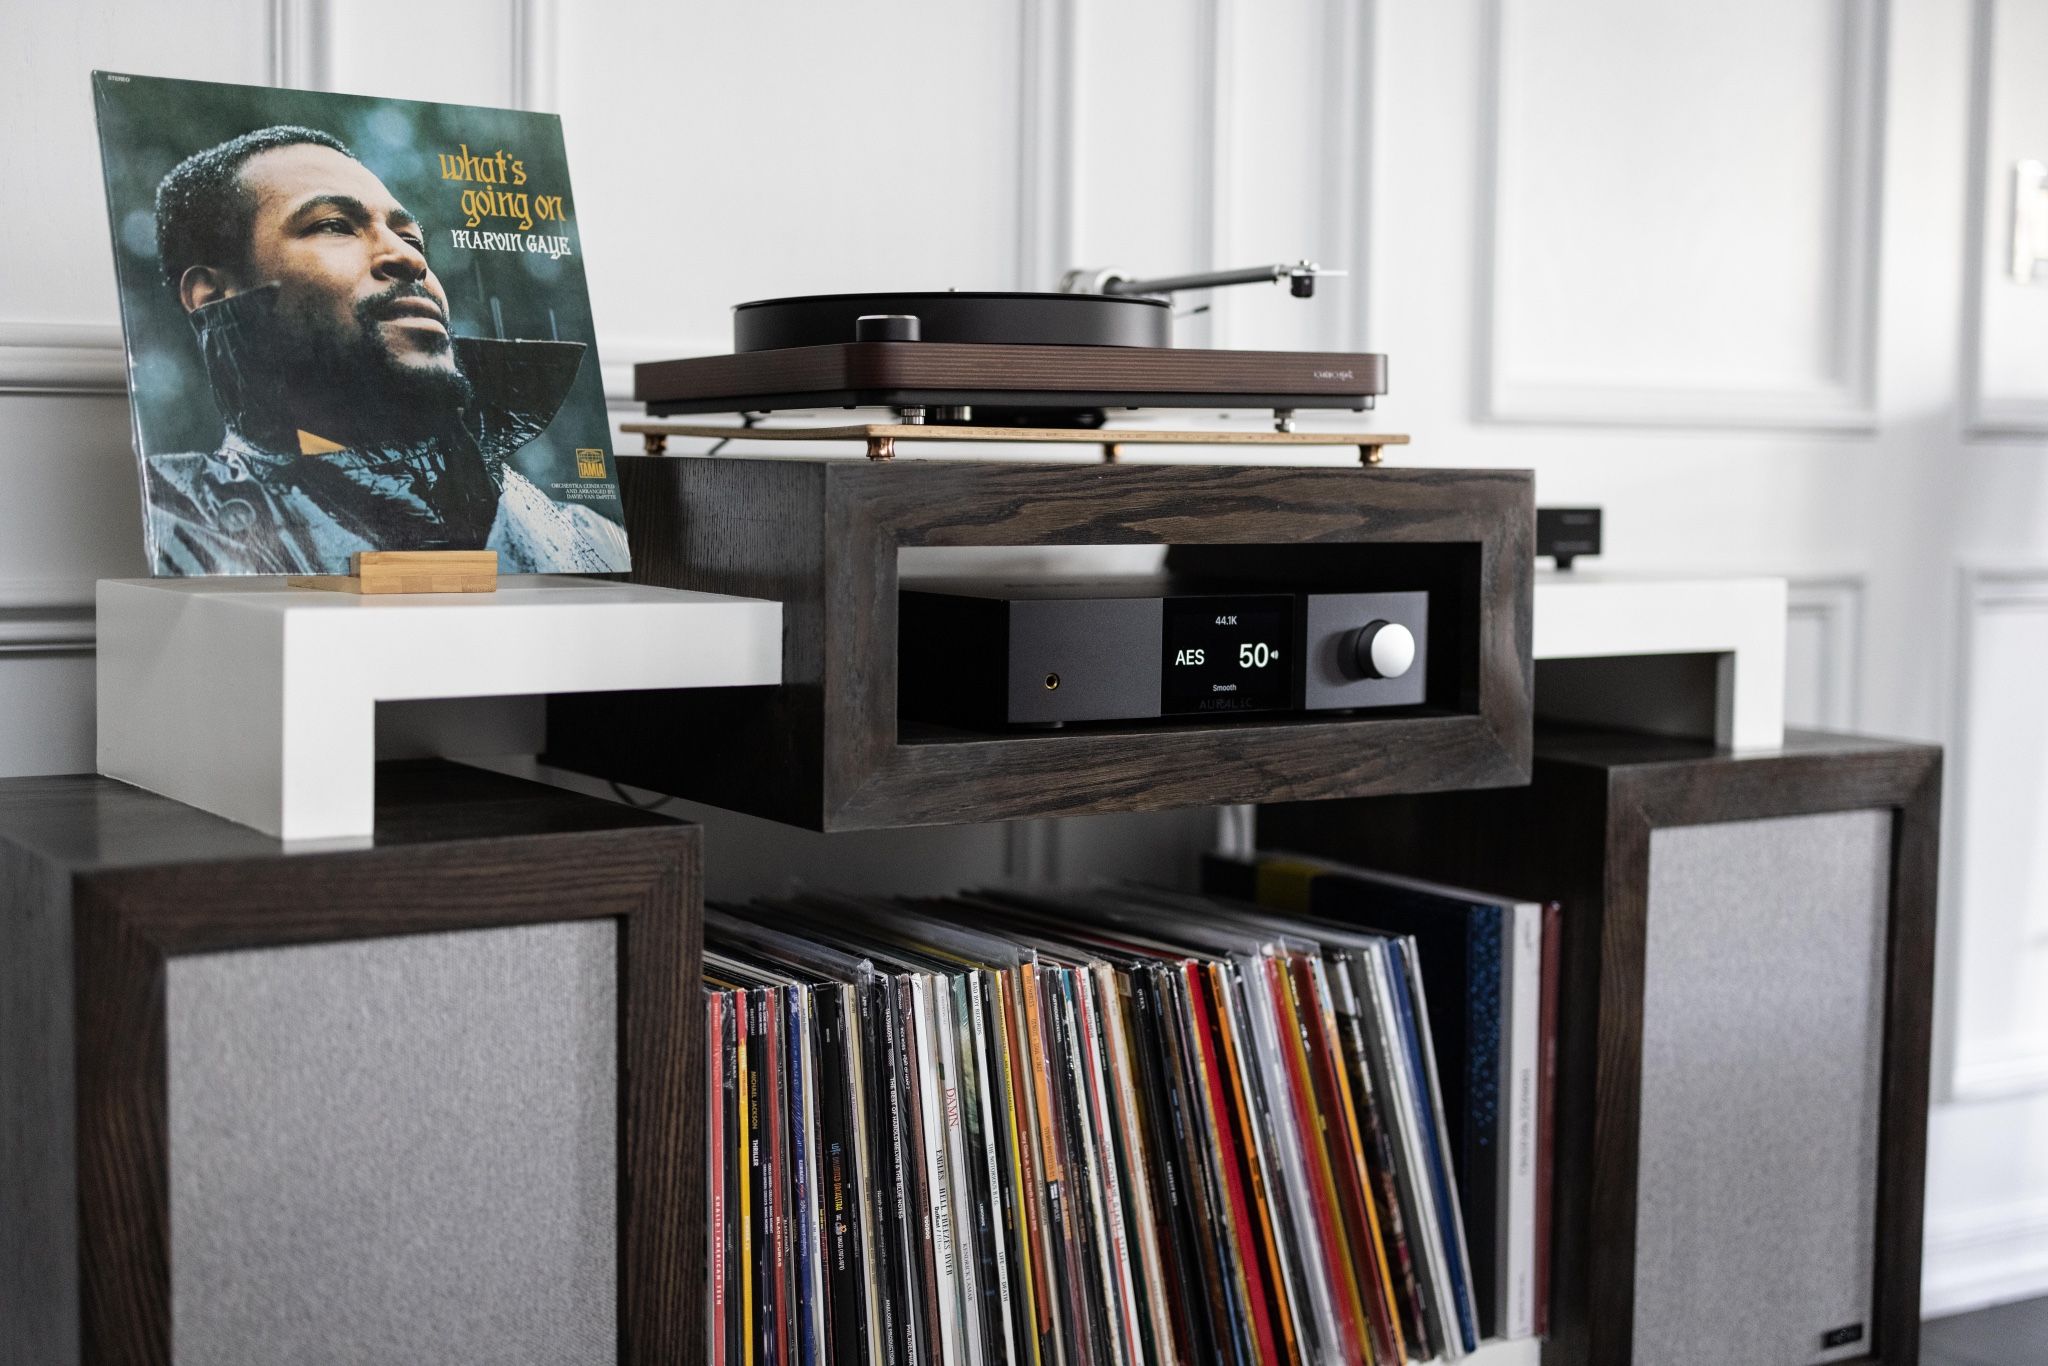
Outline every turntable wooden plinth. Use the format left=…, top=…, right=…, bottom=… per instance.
left=621, top=421, right=1413, bottom=465
left=632, top=340, right=1389, bottom=420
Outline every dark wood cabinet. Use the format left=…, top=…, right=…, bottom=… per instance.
left=1260, top=726, right=1941, bottom=1366
left=546, top=455, right=1533, bottom=830
left=8, top=428, right=1943, bottom=1366
left=0, top=762, right=703, bottom=1366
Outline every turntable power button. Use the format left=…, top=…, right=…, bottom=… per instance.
left=1353, top=620, right=1416, bottom=680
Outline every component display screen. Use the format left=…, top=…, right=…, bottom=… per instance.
left=1161, top=595, right=1295, bottom=715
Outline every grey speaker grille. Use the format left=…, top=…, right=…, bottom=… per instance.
left=168, top=920, right=618, bottom=1366
left=1637, top=810, right=1890, bottom=1366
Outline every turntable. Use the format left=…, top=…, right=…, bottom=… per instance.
left=623, top=261, right=1408, bottom=464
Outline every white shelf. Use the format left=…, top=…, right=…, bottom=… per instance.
left=1534, top=570, right=1787, bottom=749
left=96, top=575, right=781, bottom=841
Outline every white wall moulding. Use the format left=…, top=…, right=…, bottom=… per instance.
left=1065, top=3, right=1213, bottom=307
left=1950, top=1045, right=2048, bottom=1103
left=96, top=576, right=781, bottom=842
left=510, top=0, right=559, bottom=112
left=1192, top=0, right=1235, bottom=350
left=0, top=609, right=94, bottom=657
left=0, top=581, right=96, bottom=656
left=552, top=5, right=1025, bottom=364
left=1961, top=0, right=2048, bottom=438
left=268, top=0, right=331, bottom=89
left=1039, top=0, right=1377, bottom=355
left=1314, top=0, right=1377, bottom=355
left=1946, top=565, right=2048, bottom=1102
left=0, top=323, right=126, bottom=396
left=1786, top=575, right=1866, bottom=731
left=1476, top=0, right=1887, bottom=430
left=1017, top=0, right=1077, bottom=292
left=1923, top=1195, right=2048, bottom=1318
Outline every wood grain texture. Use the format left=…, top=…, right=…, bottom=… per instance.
left=1874, top=749, right=1940, bottom=1366
left=623, top=420, right=1411, bottom=449
left=1257, top=726, right=1941, bottom=1366
left=287, top=550, right=500, bottom=595
left=621, top=839, right=703, bottom=1366
left=0, top=845, right=77, bottom=1364
left=545, top=456, right=1533, bottom=831
left=634, top=341, right=1390, bottom=411
left=2, top=762, right=701, bottom=1366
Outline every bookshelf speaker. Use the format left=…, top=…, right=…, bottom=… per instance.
left=1258, top=727, right=1939, bottom=1366
left=1635, top=812, right=1889, bottom=1365
left=0, top=762, right=701, bottom=1366
left=165, top=922, right=618, bottom=1365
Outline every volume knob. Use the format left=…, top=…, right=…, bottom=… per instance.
left=1352, top=620, right=1416, bottom=680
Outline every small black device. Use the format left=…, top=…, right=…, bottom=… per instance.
left=898, top=577, right=1427, bottom=728
left=1537, top=506, right=1602, bottom=569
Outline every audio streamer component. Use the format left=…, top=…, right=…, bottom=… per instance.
left=898, top=578, right=1427, bottom=728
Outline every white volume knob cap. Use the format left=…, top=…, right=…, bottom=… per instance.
left=1355, top=620, right=1416, bottom=680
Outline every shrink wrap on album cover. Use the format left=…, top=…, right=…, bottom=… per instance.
left=697, top=882, right=1525, bottom=1366
left=92, top=71, right=627, bottom=576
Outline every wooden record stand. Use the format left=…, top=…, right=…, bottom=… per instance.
left=287, top=549, right=499, bottom=595
left=622, top=420, right=1412, bottom=465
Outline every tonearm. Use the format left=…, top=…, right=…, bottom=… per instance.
left=1058, top=259, right=1344, bottom=300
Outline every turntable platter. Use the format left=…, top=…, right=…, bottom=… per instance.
left=734, top=291, right=1171, bottom=351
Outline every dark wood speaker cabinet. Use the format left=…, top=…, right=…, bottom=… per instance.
left=545, top=455, right=1533, bottom=830
left=1259, top=726, right=1941, bottom=1366
left=0, top=762, right=702, bottom=1366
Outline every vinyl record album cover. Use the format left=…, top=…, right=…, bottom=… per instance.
left=699, top=884, right=1513, bottom=1366
left=92, top=71, right=628, bottom=576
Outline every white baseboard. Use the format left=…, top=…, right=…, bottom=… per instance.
left=1923, top=1198, right=2048, bottom=1318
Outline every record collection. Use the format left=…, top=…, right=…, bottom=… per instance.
left=703, top=866, right=1557, bottom=1366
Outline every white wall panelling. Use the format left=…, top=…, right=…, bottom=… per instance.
left=554, top=2, right=1026, bottom=369
left=1068, top=0, right=1209, bottom=299
left=0, top=584, right=96, bottom=657
left=268, top=0, right=330, bottom=90
left=1192, top=0, right=1234, bottom=349
left=0, top=578, right=97, bottom=780
left=1923, top=1085, right=2048, bottom=1316
left=322, top=2, right=515, bottom=106
left=1960, top=0, right=2048, bottom=437
left=1314, top=0, right=1378, bottom=354
left=1204, top=0, right=1380, bottom=357
left=1477, top=0, right=1888, bottom=429
left=1946, top=565, right=2048, bottom=1101
left=0, top=654, right=98, bottom=781
left=1786, top=575, right=1866, bottom=731
left=1018, top=0, right=1078, bottom=293
left=510, top=0, right=559, bottom=113
left=0, top=323, right=126, bottom=396
left=6, top=0, right=2048, bottom=1315
left=1, top=4, right=273, bottom=331
left=1924, top=1193, right=2048, bottom=1318
left=274, top=0, right=554, bottom=112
